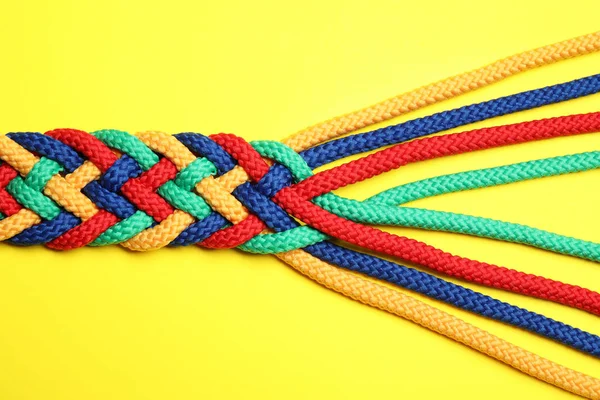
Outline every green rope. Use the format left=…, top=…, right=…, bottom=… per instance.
left=93, top=130, right=159, bottom=170
left=92, top=210, right=155, bottom=246
left=368, top=151, right=600, bottom=205
left=240, top=142, right=600, bottom=262
left=6, top=157, right=63, bottom=220
left=16, top=134, right=595, bottom=257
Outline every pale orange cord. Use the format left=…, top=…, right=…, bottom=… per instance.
left=284, top=31, right=600, bottom=152
left=277, top=250, right=600, bottom=399
left=0, top=135, right=103, bottom=240
left=1, top=32, right=600, bottom=397
left=0, top=209, right=40, bottom=240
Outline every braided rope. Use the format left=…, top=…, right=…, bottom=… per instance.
left=138, top=129, right=600, bottom=395
left=244, top=114, right=600, bottom=263
left=232, top=142, right=600, bottom=357
left=220, top=73, right=600, bottom=197
left=4, top=71, right=597, bottom=249
left=3, top=32, right=600, bottom=398
left=2, top=131, right=600, bottom=397
left=2, top=124, right=600, bottom=350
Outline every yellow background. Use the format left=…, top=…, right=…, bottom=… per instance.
left=1, top=1, right=599, bottom=398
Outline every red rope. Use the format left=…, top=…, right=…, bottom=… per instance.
left=272, top=113, right=600, bottom=314
left=0, top=164, right=22, bottom=216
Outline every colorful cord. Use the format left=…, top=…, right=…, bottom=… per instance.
left=1, top=122, right=600, bottom=396
left=284, top=31, right=600, bottom=151
left=2, top=31, right=600, bottom=399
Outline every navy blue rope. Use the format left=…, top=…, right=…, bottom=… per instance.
left=258, top=74, right=600, bottom=197
left=9, top=211, right=79, bottom=245
left=175, top=73, right=600, bottom=243
left=8, top=132, right=83, bottom=173
left=233, top=180, right=600, bottom=358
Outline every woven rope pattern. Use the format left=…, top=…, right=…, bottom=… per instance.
left=1, top=116, right=600, bottom=335
left=3, top=31, right=600, bottom=398
left=2, top=119, right=600, bottom=398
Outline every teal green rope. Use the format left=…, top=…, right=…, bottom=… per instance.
left=240, top=143, right=600, bottom=261
left=368, top=151, right=600, bottom=205
left=93, top=130, right=159, bottom=170
left=91, top=210, right=155, bottom=246
left=316, top=197, right=600, bottom=260
left=157, top=158, right=217, bottom=219
left=24, top=133, right=595, bottom=257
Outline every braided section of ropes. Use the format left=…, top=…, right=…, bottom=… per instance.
left=3, top=31, right=600, bottom=398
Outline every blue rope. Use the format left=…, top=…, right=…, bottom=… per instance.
left=257, top=74, right=600, bottom=197
left=232, top=178, right=600, bottom=358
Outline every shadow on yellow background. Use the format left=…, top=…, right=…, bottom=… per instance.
left=0, top=1, right=599, bottom=399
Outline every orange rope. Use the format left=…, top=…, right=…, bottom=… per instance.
left=278, top=250, right=600, bottom=399
left=284, top=31, right=600, bottom=151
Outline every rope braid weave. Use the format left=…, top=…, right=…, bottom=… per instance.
left=249, top=113, right=600, bottom=263
left=3, top=32, right=600, bottom=398
left=5, top=76, right=598, bottom=255
left=2, top=74, right=599, bottom=249
left=1, top=123, right=600, bottom=396
left=3, top=131, right=600, bottom=360
left=3, top=130, right=600, bottom=356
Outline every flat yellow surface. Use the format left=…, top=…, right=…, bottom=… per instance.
left=1, top=1, right=599, bottom=399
